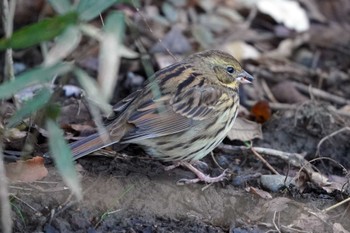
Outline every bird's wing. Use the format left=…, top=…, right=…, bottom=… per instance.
left=171, top=85, right=228, bottom=120
left=120, top=83, right=227, bottom=142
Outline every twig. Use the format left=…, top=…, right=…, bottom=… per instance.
left=246, top=100, right=350, bottom=118
left=210, top=151, right=224, bottom=170
left=250, top=147, right=280, bottom=175
left=10, top=194, right=41, bottom=216
left=316, top=127, right=350, bottom=157
left=280, top=225, right=313, bottom=233
left=26, top=183, right=69, bottom=193
left=219, top=145, right=309, bottom=170
left=94, top=209, right=122, bottom=228
left=261, top=78, right=278, bottom=103
left=272, top=211, right=281, bottom=233
left=293, top=82, right=350, bottom=105
left=322, top=197, right=350, bottom=213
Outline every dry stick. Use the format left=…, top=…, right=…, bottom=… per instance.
left=272, top=211, right=281, bottom=233
left=316, top=127, right=350, bottom=157
left=323, top=197, right=350, bottom=213
left=220, top=145, right=309, bottom=170
left=10, top=195, right=41, bottom=216
left=280, top=225, right=311, bottom=233
left=220, top=144, right=279, bottom=174
left=293, top=82, right=350, bottom=105
left=261, top=78, right=278, bottom=103
left=252, top=147, right=308, bottom=168
left=250, top=147, right=280, bottom=175
left=246, top=100, right=350, bottom=118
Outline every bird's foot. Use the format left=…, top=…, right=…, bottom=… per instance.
left=176, top=161, right=229, bottom=185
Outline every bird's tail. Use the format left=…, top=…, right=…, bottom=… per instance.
left=69, top=132, right=113, bottom=161
left=43, top=120, right=126, bottom=161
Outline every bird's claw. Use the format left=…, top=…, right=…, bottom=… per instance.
left=176, top=168, right=230, bottom=185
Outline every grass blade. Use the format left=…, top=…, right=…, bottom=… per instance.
left=46, top=119, right=82, bottom=200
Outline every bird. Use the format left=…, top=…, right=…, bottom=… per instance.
left=61, top=50, right=253, bottom=184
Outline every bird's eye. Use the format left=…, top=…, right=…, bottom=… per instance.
left=226, top=66, right=235, bottom=74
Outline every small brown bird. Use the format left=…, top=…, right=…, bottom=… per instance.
left=68, top=50, right=253, bottom=183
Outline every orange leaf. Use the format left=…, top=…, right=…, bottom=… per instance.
left=251, top=100, right=271, bottom=123
left=5, top=156, right=48, bottom=182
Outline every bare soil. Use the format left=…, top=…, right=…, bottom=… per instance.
left=9, top=101, right=350, bottom=232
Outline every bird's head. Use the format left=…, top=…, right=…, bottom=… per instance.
left=189, top=50, right=254, bottom=90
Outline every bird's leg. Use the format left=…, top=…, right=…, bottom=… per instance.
left=164, top=161, right=181, bottom=171
left=177, top=161, right=229, bottom=185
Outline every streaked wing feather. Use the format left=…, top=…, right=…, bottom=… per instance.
left=112, top=89, right=142, bottom=113
left=122, top=98, right=194, bottom=142
left=172, top=85, right=223, bottom=120
left=121, top=86, right=225, bottom=142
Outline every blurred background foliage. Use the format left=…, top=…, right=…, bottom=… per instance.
left=0, top=0, right=139, bottom=199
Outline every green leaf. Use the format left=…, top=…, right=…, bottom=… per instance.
left=47, top=0, right=72, bottom=14
left=45, top=26, right=82, bottom=65
left=77, top=0, right=117, bottom=21
left=46, top=119, right=82, bottom=200
left=97, top=11, right=125, bottom=101
left=7, top=88, right=52, bottom=128
left=0, top=12, right=78, bottom=50
left=0, top=63, right=72, bottom=100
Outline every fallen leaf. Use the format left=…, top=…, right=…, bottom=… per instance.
left=271, top=81, right=308, bottom=103
left=333, top=223, right=350, bottom=233
left=222, top=41, right=260, bottom=62
left=251, top=100, right=271, bottom=123
left=256, top=0, right=309, bottom=32
left=6, top=156, right=48, bottom=183
left=228, top=117, right=263, bottom=141
left=291, top=211, right=329, bottom=232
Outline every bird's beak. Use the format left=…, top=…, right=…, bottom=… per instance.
left=237, top=70, right=254, bottom=84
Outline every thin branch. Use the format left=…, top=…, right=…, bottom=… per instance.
left=322, top=197, right=350, bottom=213
left=293, top=82, right=350, bottom=105
left=316, top=127, right=350, bottom=157
left=250, top=147, right=280, bottom=175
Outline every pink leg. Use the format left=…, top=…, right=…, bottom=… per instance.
left=177, top=162, right=229, bottom=185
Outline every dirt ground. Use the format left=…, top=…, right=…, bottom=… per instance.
left=8, top=101, right=350, bottom=232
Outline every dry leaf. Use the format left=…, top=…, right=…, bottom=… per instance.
left=6, top=156, right=48, bottom=182
left=333, top=223, right=350, bottom=233
left=228, top=117, right=263, bottom=141
left=271, top=81, right=308, bottom=103
left=256, top=0, right=309, bottom=32
left=222, top=41, right=260, bottom=62
left=291, top=211, right=329, bottom=232
left=251, top=100, right=271, bottom=123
